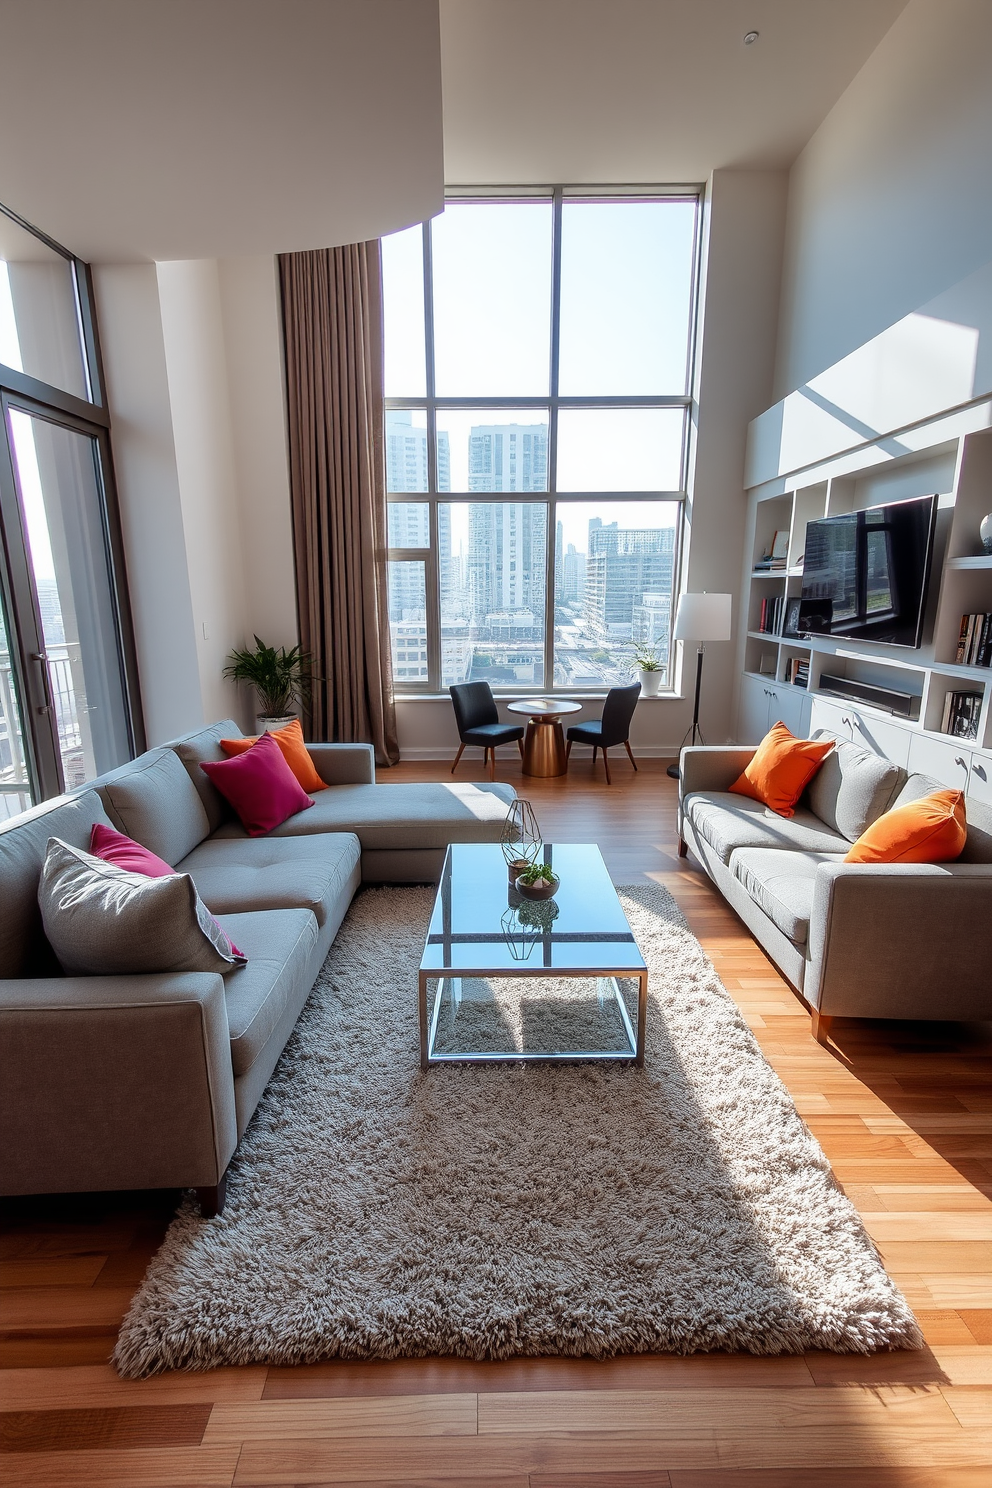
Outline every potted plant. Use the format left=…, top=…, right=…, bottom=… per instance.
left=633, top=644, right=665, bottom=698
left=224, top=636, right=313, bottom=733
left=515, top=861, right=559, bottom=901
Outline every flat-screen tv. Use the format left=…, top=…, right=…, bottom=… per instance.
left=798, top=494, right=937, bottom=649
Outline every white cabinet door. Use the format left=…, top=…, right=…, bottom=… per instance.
left=907, top=732, right=972, bottom=789
left=809, top=695, right=856, bottom=740
left=968, top=752, right=992, bottom=808
left=849, top=712, right=913, bottom=768
left=770, top=682, right=811, bottom=738
left=739, top=675, right=771, bottom=743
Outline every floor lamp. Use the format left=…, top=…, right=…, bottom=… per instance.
left=666, top=592, right=733, bottom=780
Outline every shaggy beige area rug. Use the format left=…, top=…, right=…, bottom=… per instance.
left=114, top=883, right=920, bottom=1377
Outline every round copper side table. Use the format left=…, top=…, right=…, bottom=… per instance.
left=506, top=697, right=581, bottom=777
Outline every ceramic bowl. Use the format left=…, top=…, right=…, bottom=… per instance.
left=515, top=874, right=559, bottom=901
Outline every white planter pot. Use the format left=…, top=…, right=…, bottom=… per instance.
left=638, top=669, right=663, bottom=698
left=256, top=714, right=295, bottom=734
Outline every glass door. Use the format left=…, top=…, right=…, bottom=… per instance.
left=0, top=584, right=31, bottom=817
left=0, top=400, right=134, bottom=798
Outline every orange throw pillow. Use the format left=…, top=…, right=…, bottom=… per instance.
left=728, top=721, right=834, bottom=818
left=844, top=789, right=966, bottom=864
left=221, top=718, right=326, bottom=793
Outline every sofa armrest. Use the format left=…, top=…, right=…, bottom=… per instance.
left=307, top=742, right=375, bottom=786
left=0, top=973, right=237, bottom=1196
left=678, top=746, right=756, bottom=807
left=807, top=862, right=992, bottom=1021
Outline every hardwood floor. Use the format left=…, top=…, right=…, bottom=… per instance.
left=2, top=759, right=990, bottom=1487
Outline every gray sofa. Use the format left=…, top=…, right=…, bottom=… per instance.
left=677, top=732, right=992, bottom=1044
left=0, top=720, right=514, bottom=1212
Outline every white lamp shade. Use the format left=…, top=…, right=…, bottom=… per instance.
left=672, top=592, right=732, bottom=641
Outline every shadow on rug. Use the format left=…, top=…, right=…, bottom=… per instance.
left=114, top=883, right=920, bottom=1377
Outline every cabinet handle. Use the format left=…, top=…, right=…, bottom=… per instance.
left=973, top=763, right=988, bottom=782
left=954, top=756, right=966, bottom=768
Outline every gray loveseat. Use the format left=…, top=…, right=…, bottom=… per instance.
left=677, top=732, right=992, bottom=1044
left=0, top=720, right=514, bottom=1212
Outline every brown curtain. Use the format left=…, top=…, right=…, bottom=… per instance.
left=278, top=243, right=399, bottom=765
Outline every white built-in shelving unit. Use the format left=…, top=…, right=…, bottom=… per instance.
left=736, top=417, right=992, bottom=807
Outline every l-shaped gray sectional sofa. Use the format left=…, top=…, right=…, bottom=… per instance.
left=0, top=719, right=514, bottom=1213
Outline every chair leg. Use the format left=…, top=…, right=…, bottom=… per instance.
left=450, top=742, right=465, bottom=775
left=517, top=738, right=524, bottom=757
left=487, top=748, right=495, bottom=782
left=602, top=748, right=612, bottom=785
left=592, top=746, right=597, bottom=765
left=811, top=1009, right=834, bottom=1047
left=565, top=739, right=572, bottom=763
left=624, top=739, right=638, bottom=771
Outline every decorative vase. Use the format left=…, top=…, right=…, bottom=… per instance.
left=638, top=668, right=663, bottom=698
left=256, top=714, right=295, bottom=734
left=980, top=513, right=992, bottom=556
left=515, top=873, right=559, bottom=902
left=500, top=799, right=542, bottom=871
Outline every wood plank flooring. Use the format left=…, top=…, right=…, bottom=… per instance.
left=2, top=759, right=990, bottom=1487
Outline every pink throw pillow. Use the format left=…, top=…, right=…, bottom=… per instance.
left=90, top=822, right=174, bottom=877
left=89, top=822, right=246, bottom=962
left=199, top=730, right=314, bottom=838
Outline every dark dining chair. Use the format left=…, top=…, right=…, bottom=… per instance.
left=449, top=682, right=524, bottom=781
left=565, top=681, right=641, bottom=784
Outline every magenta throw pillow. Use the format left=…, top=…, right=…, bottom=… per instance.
left=90, top=822, right=174, bottom=877
left=199, top=731, right=314, bottom=837
left=89, top=821, right=245, bottom=961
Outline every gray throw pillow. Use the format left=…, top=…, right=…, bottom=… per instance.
left=38, top=838, right=246, bottom=977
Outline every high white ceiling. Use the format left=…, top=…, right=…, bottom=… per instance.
left=440, top=0, right=909, bottom=184
left=0, top=0, right=444, bottom=263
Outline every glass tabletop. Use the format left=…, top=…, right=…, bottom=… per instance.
left=420, top=843, right=645, bottom=976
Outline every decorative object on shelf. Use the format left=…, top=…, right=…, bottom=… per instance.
left=667, top=592, right=734, bottom=779
left=955, top=612, right=992, bottom=668
left=500, top=798, right=542, bottom=875
left=754, top=530, right=789, bottom=571
left=758, top=653, right=776, bottom=676
left=632, top=643, right=665, bottom=698
left=783, top=597, right=803, bottom=639
left=940, top=688, right=982, bottom=740
left=981, top=512, right=992, bottom=555
left=224, top=635, right=312, bottom=733
left=515, top=861, right=560, bottom=900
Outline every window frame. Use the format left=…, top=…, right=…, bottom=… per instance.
left=0, top=202, right=144, bottom=803
left=385, top=184, right=702, bottom=696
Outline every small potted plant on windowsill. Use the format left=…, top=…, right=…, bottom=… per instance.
left=224, top=636, right=313, bottom=733
left=633, top=644, right=665, bottom=698
left=515, top=861, right=559, bottom=901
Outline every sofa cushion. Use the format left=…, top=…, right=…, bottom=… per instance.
left=730, top=848, right=844, bottom=945
left=0, top=791, right=114, bottom=978
left=213, top=908, right=317, bottom=1076
left=200, top=733, right=315, bottom=837
left=177, top=832, right=360, bottom=926
left=804, top=732, right=905, bottom=842
left=94, top=749, right=210, bottom=866
left=39, top=839, right=245, bottom=977
left=220, top=719, right=327, bottom=794
left=211, top=781, right=515, bottom=851
left=844, top=788, right=967, bottom=865
left=169, top=718, right=242, bottom=833
left=684, top=792, right=849, bottom=866
left=728, top=723, right=834, bottom=818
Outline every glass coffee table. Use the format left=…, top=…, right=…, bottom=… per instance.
left=418, top=843, right=647, bottom=1067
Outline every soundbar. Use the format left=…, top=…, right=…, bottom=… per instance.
left=817, top=673, right=920, bottom=719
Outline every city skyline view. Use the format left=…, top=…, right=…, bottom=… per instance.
left=380, top=195, right=698, bottom=693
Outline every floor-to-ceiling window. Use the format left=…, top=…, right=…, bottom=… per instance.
left=0, top=204, right=140, bottom=811
left=381, top=188, right=700, bottom=694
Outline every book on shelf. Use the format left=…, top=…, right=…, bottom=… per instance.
left=758, top=595, right=786, bottom=634
left=786, top=657, right=809, bottom=687
left=940, top=687, right=983, bottom=740
left=954, top=612, right=992, bottom=667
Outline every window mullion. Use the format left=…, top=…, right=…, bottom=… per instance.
left=545, top=186, right=563, bottom=690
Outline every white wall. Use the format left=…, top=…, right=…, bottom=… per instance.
left=216, top=255, right=298, bottom=649
left=775, top=0, right=992, bottom=399
left=91, top=263, right=204, bottom=744
left=156, top=259, right=249, bottom=729
left=396, top=168, right=788, bottom=758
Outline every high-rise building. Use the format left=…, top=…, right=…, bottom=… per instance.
left=561, top=543, right=586, bottom=605
left=467, top=423, right=547, bottom=493
left=385, top=411, right=450, bottom=621
left=585, top=525, right=675, bottom=636
left=466, top=502, right=547, bottom=621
